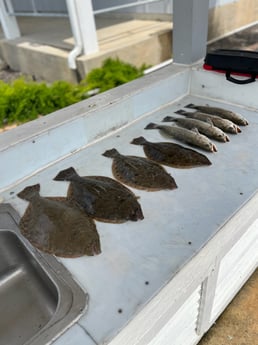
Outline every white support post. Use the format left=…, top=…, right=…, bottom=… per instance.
left=0, top=0, right=21, bottom=39
left=196, top=260, right=220, bottom=335
left=67, top=0, right=99, bottom=56
left=173, top=0, right=209, bottom=64
left=78, top=0, right=99, bottom=54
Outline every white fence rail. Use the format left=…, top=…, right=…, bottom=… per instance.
left=0, top=0, right=168, bottom=68
left=0, top=0, right=210, bottom=70
left=4, top=0, right=165, bottom=17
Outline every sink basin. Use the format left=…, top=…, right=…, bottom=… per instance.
left=0, top=204, right=88, bottom=345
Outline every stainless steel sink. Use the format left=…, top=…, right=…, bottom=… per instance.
left=0, top=204, right=88, bottom=345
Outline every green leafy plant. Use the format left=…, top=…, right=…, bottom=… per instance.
left=82, top=58, right=147, bottom=92
left=0, top=78, right=87, bottom=127
left=0, top=58, right=147, bottom=128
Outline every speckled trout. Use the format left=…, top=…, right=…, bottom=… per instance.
left=186, top=103, right=248, bottom=126
left=175, top=110, right=241, bottom=134
left=162, top=116, right=229, bottom=142
left=144, top=123, right=217, bottom=152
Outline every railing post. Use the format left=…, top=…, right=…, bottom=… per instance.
left=66, top=0, right=98, bottom=56
left=172, top=0, right=209, bottom=64
left=0, top=0, right=21, bottom=39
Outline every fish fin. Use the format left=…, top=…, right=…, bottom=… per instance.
left=144, top=123, right=158, bottom=130
left=53, top=167, right=78, bottom=181
left=185, top=103, right=196, bottom=109
left=205, top=118, right=214, bottom=126
left=17, top=184, right=40, bottom=201
left=175, top=110, right=188, bottom=116
left=130, top=136, right=147, bottom=146
left=162, top=116, right=176, bottom=122
left=191, top=127, right=200, bottom=134
left=81, top=191, right=97, bottom=215
left=102, top=148, right=119, bottom=158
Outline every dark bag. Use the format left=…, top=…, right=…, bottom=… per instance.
left=203, top=49, right=258, bottom=84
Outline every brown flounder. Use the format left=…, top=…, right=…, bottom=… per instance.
left=131, top=136, right=211, bottom=168
left=162, top=116, right=229, bottom=142
left=102, top=148, right=177, bottom=191
left=53, top=167, right=144, bottom=223
left=186, top=103, right=248, bottom=126
left=145, top=123, right=217, bottom=152
left=175, top=110, right=241, bottom=134
left=17, top=184, right=101, bottom=258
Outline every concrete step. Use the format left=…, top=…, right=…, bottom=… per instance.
left=0, top=17, right=172, bottom=83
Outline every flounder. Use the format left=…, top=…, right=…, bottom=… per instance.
left=145, top=122, right=217, bottom=152
left=131, top=136, right=211, bottom=168
left=17, top=184, right=101, bottom=258
left=102, top=148, right=177, bottom=191
left=186, top=103, right=248, bottom=126
left=162, top=116, right=229, bottom=142
left=53, top=167, right=144, bottom=223
left=175, top=110, right=241, bottom=134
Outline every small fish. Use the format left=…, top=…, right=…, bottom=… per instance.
left=17, top=184, right=101, bottom=258
left=53, top=167, right=144, bottom=223
left=162, top=116, right=229, bottom=142
left=102, top=148, right=177, bottom=191
left=131, top=136, right=211, bottom=168
left=186, top=103, right=248, bottom=126
left=175, top=110, right=241, bottom=134
left=145, top=123, right=217, bottom=152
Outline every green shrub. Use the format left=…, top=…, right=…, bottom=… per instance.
left=0, top=58, right=147, bottom=128
left=0, top=78, right=87, bottom=126
left=82, top=58, right=147, bottom=92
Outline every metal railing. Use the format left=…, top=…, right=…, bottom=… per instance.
left=4, top=0, right=68, bottom=16
left=94, top=0, right=165, bottom=15
left=1, top=0, right=169, bottom=69
left=4, top=0, right=165, bottom=17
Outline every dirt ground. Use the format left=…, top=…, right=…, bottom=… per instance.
left=199, top=269, right=258, bottom=345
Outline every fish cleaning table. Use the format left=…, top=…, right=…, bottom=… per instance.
left=0, top=64, right=258, bottom=345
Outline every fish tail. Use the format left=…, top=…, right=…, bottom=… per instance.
left=53, top=167, right=78, bottom=181
left=162, top=116, right=176, bottom=122
left=144, top=123, right=159, bottom=130
left=175, top=110, right=188, bottom=116
left=130, top=136, right=147, bottom=146
left=17, top=184, right=40, bottom=201
left=185, top=103, right=196, bottom=109
left=102, top=148, right=120, bottom=158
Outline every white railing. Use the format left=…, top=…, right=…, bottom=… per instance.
left=4, top=0, right=165, bottom=17
left=94, top=0, right=165, bottom=15
left=0, top=0, right=168, bottom=58
left=0, top=1, right=210, bottom=69
left=3, top=0, right=68, bottom=17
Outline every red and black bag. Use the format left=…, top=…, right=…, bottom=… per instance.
left=203, top=49, right=258, bottom=84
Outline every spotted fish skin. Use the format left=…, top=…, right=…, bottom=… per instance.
left=162, top=116, right=229, bottom=142
left=17, top=184, right=101, bottom=258
left=131, top=136, right=211, bottom=168
left=102, top=148, right=177, bottom=191
left=186, top=103, right=248, bottom=126
left=175, top=110, right=241, bottom=134
left=145, top=123, right=217, bottom=153
left=53, top=167, right=144, bottom=223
